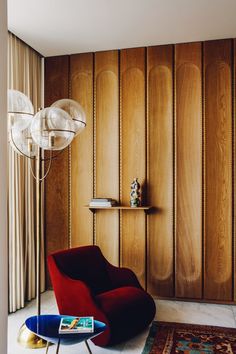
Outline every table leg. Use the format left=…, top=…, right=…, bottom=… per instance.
left=45, top=341, right=50, bottom=354
left=85, top=340, right=92, bottom=354
left=56, top=339, right=60, bottom=354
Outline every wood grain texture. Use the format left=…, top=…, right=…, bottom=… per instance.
left=44, top=39, right=236, bottom=303
left=44, top=56, right=69, bottom=287
left=234, top=39, right=236, bottom=302
left=204, top=39, right=233, bottom=301
left=95, top=51, right=119, bottom=265
left=147, top=45, right=174, bottom=296
left=175, top=43, right=202, bottom=298
left=70, top=53, right=94, bottom=247
left=120, top=48, right=146, bottom=287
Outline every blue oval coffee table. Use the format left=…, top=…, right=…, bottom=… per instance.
left=25, top=315, right=106, bottom=353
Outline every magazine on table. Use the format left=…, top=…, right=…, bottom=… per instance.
left=59, top=316, right=94, bottom=334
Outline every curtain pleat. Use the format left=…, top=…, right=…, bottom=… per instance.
left=8, top=32, right=44, bottom=313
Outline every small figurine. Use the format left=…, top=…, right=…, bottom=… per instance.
left=130, top=178, right=141, bottom=207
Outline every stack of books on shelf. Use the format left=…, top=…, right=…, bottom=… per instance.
left=89, top=198, right=117, bottom=207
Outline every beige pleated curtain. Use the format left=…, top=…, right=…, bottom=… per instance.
left=8, top=32, right=45, bottom=313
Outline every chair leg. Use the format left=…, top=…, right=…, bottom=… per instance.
left=56, top=339, right=60, bottom=354
left=85, top=340, right=92, bottom=354
left=45, top=341, right=50, bottom=354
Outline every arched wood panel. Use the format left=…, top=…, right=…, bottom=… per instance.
left=70, top=53, right=94, bottom=247
left=204, top=39, right=233, bottom=301
left=234, top=39, right=236, bottom=302
left=147, top=45, right=174, bottom=296
left=44, top=56, right=69, bottom=287
left=175, top=43, right=202, bottom=298
left=120, top=48, right=146, bottom=287
left=95, top=51, right=119, bottom=265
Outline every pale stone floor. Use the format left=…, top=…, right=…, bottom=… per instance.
left=8, top=291, right=236, bottom=354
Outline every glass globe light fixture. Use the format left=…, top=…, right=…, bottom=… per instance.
left=8, top=89, right=34, bottom=132
left=30, top=107, right=75, bottom=150
left=51, top=99, right=86, bottom=136
left=9, top=127, right=37, bottom=158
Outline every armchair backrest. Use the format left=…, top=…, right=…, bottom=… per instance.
left=49, top=246, right=112, bottom=295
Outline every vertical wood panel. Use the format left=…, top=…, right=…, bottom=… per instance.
left=147, top=45, right=174, bottom=296
left=44, top=56, right=69, bottom=286
left=120, top=48, right=146, bottom=287
left=204, top=39, right=233, bottom=301
left=234, top=39, right=236, bottom=302
left=95, top=51, right=119, bottom=265
left=175, top=43, right=202, bottom=298
left=70, top=53, right=94, bottom=247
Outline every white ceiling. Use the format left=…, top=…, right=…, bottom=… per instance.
left=8, top=0, right=236, bottom=57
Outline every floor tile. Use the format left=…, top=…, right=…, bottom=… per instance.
left=157, top=300, right=236, bottom=328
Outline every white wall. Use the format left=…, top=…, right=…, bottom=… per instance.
left=0, top=0, right=8, bottom=352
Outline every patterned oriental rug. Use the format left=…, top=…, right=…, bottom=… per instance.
left=142, top=321, right=236, bottom=353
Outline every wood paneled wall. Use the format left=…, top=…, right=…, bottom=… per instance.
left=45, top=38, right=236, bottom=303
left=147, top=46, right=174, bottom=296
left=204, top=41, right=233, bottom=301
left=120, top=48, right=146, bottom=287
left=175, top=43, right=202, bottom=298
left=44, top=56, right=70, bottom=286
left=70, top=53, right=94, bottom=247
left=95, top=51, right=119, bottom=265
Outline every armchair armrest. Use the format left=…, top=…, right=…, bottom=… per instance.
left=48, top=254, right=111, bottom=346
left=105, top=261, right=142, bottom=289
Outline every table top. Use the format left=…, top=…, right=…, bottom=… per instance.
left=25, top=315, right=106, bottom=345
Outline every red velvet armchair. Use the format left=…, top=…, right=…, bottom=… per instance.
left=48, top=246, right=156, bottom=346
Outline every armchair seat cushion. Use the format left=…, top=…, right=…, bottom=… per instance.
left=95, top=286, right=156, bottom=345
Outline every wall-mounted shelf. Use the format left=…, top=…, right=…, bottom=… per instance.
left=84, top=205, right=153, bottom=214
